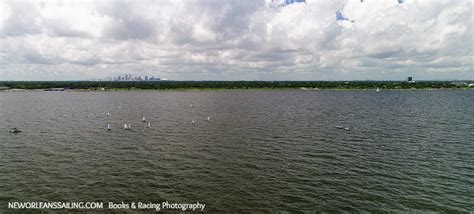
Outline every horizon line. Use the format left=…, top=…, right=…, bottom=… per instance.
left=1, top=79, right=474, bottom=82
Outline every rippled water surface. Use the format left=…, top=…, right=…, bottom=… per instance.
left=0, top=90, right=473, bottom=212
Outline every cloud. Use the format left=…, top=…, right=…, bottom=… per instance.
left=0, top=0, right=472, bottom=80
left=0, top=1, right=42, bottom=37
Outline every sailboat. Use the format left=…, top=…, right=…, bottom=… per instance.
left=107, top=112, right=110, bottom=116
left=207, top=116, right=210, bottom=121
left=376, top=87, right=380, bottom=92
left=142, top=117, right=146, bottom=122
left=147, top=122, right=151, bottom=128
left=123, top=124, right=128, bottom=129
left=107, top=124, right=112, bottom=130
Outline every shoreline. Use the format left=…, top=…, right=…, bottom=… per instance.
left=1, top=81, right=472, bottom=92
left=1, top=87, right=473, bottom=92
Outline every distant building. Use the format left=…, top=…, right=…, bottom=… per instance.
left=407, top=77, right=413, bottom=82
left=114, top=74, right=161, bottom=81
left=469, top=83, right=474, bottom=87
left=149, top=76, right=161, bottom=81
left=0, top=86, right=9, bottom=90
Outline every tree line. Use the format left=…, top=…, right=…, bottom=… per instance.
left=0, top=81, right=469, bottom=90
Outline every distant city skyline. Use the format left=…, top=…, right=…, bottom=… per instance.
left=0, top=0, right=472, bottom=81
left=111, top=74, right=161, bottom=81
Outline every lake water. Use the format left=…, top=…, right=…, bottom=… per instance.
left=0, top=90, right=473, bottom=212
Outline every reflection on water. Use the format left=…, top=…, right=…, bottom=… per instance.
left=0, top=90, right=473, bottom=212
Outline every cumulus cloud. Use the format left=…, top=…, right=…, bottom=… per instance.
left=0, top=0, right=472, bottom=80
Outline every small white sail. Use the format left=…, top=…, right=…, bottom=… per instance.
left=207, top=116, right=210, bottom=121
left=192, top=119, right=195, bottom=124
left=107, top=124, right=111, bottom=130
left=142, top=117, right=146, bottom=122
left=124, top=124, right=128, bottom=129
left=107, top=112, right=110, bottom=116
left=147, top=122, right=151, bottom=128
left=376, top=87, right=380, bottom=92
left=128, top=123, right=131, bottom=129
left=190, top=104, right=193, bottom=108
left=119, top=106, right=122, bottom=110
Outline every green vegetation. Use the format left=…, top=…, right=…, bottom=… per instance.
left=0, top=81, right=472, bottom=90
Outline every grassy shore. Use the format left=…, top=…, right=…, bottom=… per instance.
left=0, top=80, right=473, bottom=91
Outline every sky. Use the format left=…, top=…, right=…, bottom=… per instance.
left=0, top=0, right=472, bottom=81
